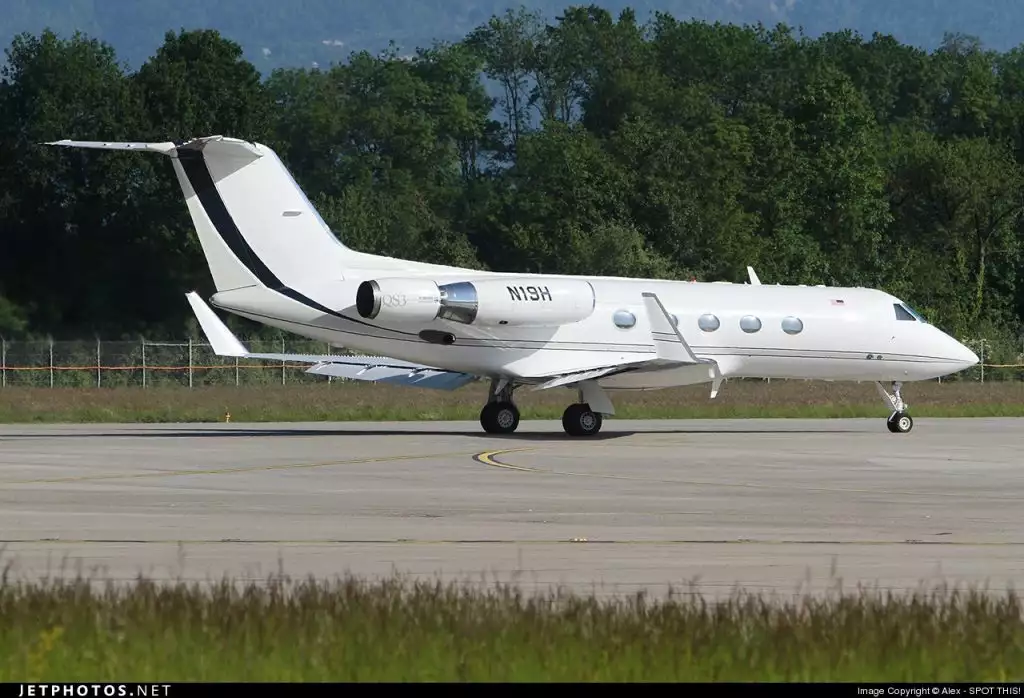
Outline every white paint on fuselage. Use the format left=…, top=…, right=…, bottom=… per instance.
left=49, top=135, right=977, bottom=393
left=212, top=264, right=978, bottom=387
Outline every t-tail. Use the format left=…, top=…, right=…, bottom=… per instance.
left=44, top=136, right=445, bottom=295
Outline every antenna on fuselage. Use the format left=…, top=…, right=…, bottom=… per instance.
left=747, top=266, right=761, bottom=285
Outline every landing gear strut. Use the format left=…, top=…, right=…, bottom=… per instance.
left=479, top=378, right=520, bottom=434
left=876, top=381, right=913, bottom=434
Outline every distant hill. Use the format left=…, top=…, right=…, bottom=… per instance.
left=5, top=0, right=1024, bottom=73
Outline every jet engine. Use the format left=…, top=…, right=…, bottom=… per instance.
left=354, top=278, right=443, bottom=323
left=355, top=277, right=596, bottom=327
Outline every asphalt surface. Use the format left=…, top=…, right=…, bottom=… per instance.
left=0, top=418, right=1020, bottom=599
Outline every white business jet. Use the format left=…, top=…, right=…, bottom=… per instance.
left=47, top=136, right=979, bottom=436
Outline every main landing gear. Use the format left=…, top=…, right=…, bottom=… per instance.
left=479, top=379, right=521, bottom=435
left=478, top=378, right=609, bottom=437
left=561, top=403, right=603, bottom=437
left=875, top=381, right=913, bottom=434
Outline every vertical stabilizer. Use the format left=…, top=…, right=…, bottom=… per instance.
left=46, top=136, right=425, bottom=296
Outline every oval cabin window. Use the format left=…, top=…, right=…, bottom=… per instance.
left=740, top=315, right=762, bottom=333
left=697, top=314, right=720, bottom=332
left=781, top=316, right=804, bottom=335
left=613, top=310, right=636, bottom=329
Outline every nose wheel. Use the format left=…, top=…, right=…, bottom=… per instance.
left=876, top=381, right=913, bottom=434
left=886, top=411, right=913, bottom=433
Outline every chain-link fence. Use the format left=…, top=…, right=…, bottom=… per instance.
left=0, top=337, right=1021, bottom=388
left=0, top=338, right=354, bottom=388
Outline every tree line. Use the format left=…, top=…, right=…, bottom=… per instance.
left=0, top=5, right=1022, bottom=363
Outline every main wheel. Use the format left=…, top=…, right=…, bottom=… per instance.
left=886, top=411, right=913, bottom=433
left=480, top=401, right=520, bottom=434
left=561, top=403, right=603, bottom=437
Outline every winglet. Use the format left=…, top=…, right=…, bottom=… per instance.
left=185, top=292, right=249, bottom=357
left=642, top=292, right=700, bottom=364
left=747, top=266, right=761, bottom=285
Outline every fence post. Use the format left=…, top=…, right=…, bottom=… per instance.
left=96, top=338, right=101, bottom=388
left=141, top=338, right=147, bottom=389
left=49, top=337, right=54, bottom=388
left=235, top=355, right=239, bottom=387
left=326, top=342, right=332, bottom=384
left=188, top=338, right=193, bottom=389
left=281, top=337, right=285, bottom=385
left=979, top=339, right=985, bottom=384
left=2, top=338, right=6, bottom=388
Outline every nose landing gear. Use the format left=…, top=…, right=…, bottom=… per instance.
left=876, top=381, right=913, bottom=433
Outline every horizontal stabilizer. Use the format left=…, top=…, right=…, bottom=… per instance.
left=44, top=136, right=248, bottom=157
left=185, top=291, right=477, bottom=391
left=45, top=139, right=178, bottom=155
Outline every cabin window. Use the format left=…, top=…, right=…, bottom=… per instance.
left=697, top=313, right=720, bottom=332
left=740, top=315, right=762, bottom=333
left=670, top=314, right=680, bottom=328
left=781, top=316, right=803, bottom=335
left=893, top=303, right=916, bottom=322
left=613, top=310, right=636, bottom=329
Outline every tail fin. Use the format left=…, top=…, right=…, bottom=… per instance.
left=46, top=136, right=381, bottom=294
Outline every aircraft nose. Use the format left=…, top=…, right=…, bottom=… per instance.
left=949, top=337, right=979, bottom=368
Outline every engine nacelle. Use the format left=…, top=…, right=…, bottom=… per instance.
left=437, top=278, right=595, bottom=327
left=356, top=276, right=596, bottom=328
left=355, top=278, right=442, bottom=323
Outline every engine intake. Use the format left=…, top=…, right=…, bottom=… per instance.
left=355, top=278, right=442, bottom=323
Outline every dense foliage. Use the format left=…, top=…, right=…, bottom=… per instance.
left=0, top=6, right=1022, bottom=364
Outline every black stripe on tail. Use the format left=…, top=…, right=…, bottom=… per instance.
left=175, top=148, right=415, bottom=336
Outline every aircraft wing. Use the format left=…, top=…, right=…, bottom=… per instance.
left=185, top=292, right=477, bottom=390
left=531, top=291, right=725, bottom=397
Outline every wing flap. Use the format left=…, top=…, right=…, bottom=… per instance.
left=532, top=365, right=625, bottom=391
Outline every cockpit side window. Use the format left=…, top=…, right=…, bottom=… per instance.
left=894, top=303, right=916, bottom=321
left=904, top=303, right=927, bottom=323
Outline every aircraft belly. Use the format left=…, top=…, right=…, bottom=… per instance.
left=732, top=355, right=931, bottom=382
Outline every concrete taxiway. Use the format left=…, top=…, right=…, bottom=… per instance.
left=0, top=418, right=1021, bottom=599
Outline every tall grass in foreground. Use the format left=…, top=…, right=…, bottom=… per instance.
left=1, top=380, right=1023, bottom=423
left=0, top=572, right=1021, bottom=681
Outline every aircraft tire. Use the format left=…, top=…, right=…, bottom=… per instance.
left=480, top=401, right=520, bottom=434
left=886, top=411, right=913, bottom=433
left=561, top=403, right=603, bottom=437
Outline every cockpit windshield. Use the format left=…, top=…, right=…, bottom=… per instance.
left=893, top=302, right=927, bottom=323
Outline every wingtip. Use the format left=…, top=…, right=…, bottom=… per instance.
left=184, top=291, right=249, bottom=358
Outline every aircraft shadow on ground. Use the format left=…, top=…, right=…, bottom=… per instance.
left=1, top=425, right=865, bottom=440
